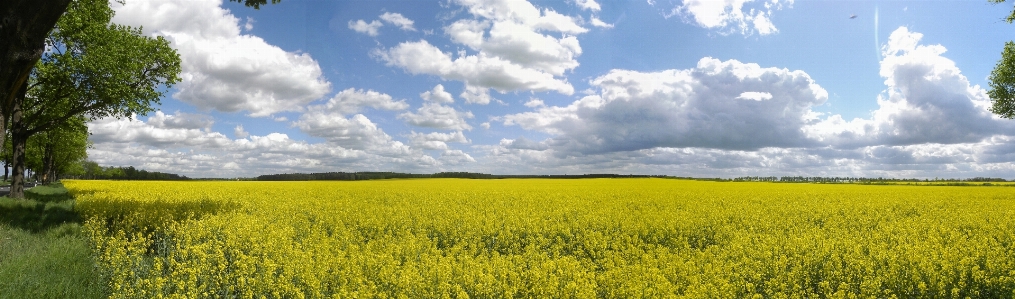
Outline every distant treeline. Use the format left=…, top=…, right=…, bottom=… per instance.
left=69, top=163, right=190, bottom=181
left=256, top=172, right=665, bottom=181
left=730, top=176, right=1009, bottom=183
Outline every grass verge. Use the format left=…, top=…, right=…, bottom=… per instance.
left=0, top=183, right=104, bottom=299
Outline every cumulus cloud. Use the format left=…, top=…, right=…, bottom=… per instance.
left=351, top=12, right=416, bottom=36
left=663, top=0, right=790, bottom=36
left=421, top=84, right=455, bottom=104
left=294, top=113, right=399, bottom=151
left=439, top=149, right=477, bottom=164
left=294, top=89, right=413, bottom=155
left=475, top=26, right=1015, bottom=178
left=380, top=12, right=416, bottom=31
left=575, top=0, right=601, bottom=11
left=501, top=137, right=549, bottom=151
left=408, top=131, right=470, bottom=150
left=503, top=57, right=828, bottom=153
left=87, top=115, right=437, bottom=177
left=111, top=0, right=331, bottom=117
left=399, top=103, right=475, bottom=131
left=234, top=125, right=250, bottom=139
left=805, top=27, right=1015, bottom=148
left=590, top=16, right=614, bottom=28
left=320, top=88, right=410, bottom=115
left=524, top=98, right=545, bottom=108
left=737, top=91, right=773, bottom=101
left=89, top=113, right=233, bottom=148
left=376, top=40, right=575, bottom=97
left=147, top=111, right=214, bottom=130
left=376, top=0, right=589, bottom=104
left=348, top=19, right=383, bottom=36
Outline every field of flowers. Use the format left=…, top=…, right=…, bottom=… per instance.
left=64, top=179, right=1015, bottom=298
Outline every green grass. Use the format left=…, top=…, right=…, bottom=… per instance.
left=0, top=183, right=105, bottom=299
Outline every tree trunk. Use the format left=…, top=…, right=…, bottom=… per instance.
left=1, top=0, right=70, bottom=197
left=9, top=134, right=26, bottom=198
left=41, top=142, right=54, bottom=184
left=8, top=85, right=27, bottom=199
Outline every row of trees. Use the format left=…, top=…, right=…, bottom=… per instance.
left=69, top=162, right=189, bottom=180
left=731, top=176, right=1010, bottom=183
left=1, top=0, right=278, bottom=199
left=0, top=0, right=185, bottom=198
left=256, top=172, right=666, bottom=181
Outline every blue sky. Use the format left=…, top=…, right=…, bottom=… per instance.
left=89, top=0, right=1015, bottom=178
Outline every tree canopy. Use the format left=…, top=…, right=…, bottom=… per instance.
left=989, top=0, right=1015, bottom=118
left=7, top=0, right=181, bottom=198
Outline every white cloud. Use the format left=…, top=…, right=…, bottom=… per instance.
left=399, top=103, right=475, bottom=131
left=666, top=0, right=790, bottom=36
left=524, top=98, right=545, bottom=108
left=409, top=131, right=470, bottom=150
left=243, top=17, right=254, bottom=31
left=474, top=26, right=1015, bottom=178
left=500, top=137, right=549, bottom=150
left=460, top=84, right=497, bottom=105
left=319, top=88, right=410, bottom=115
left=294, top=113, right=398, bottom=151
left=379, top=12, right=416, bottom=31
left=575, top=0, right=601, bottom=11
left=805, top=27, right=1015, bottom=148
left=503, top=57, right=828, bottom=153
left=737, top=91, right=772, bottom=101
left=349, top=19, right=383, bottom=36
left=234, top=125, right=249, bottom=139
left=376, top=0, right=588, bottom=104
left=420, top=84, right=455, bottom=104
left=289, top=89, right=421, bottom=157
left=87, top=114, right=443, bottom=178
left=147, top=111, right=214, bottom=130
left=89, top=113, right=232, bottom=148
left=376, top=40, right=575, bottom=98
left=111, top=0, right=331, bottom=117
left=590, top=16, right=614, bottom=28
left=439, top=149, right=477, bottom=164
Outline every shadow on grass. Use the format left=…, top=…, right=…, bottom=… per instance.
left=0, top=184, right=82, bottom=234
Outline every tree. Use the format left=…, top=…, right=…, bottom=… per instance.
left=26, top=116, right=88, bottom=184
left=0, top=0, right=277, bottom=113
left=989, top=0, right=1015, bottom=117
left=0, top=0, right=279, bottom=194
left=7, top=0, right=184, bottom=198
left=990, top=42, right=1015, bottom=118
left=0, top=1, right=74, bottom=148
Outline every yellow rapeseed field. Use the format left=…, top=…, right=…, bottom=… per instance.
left=65, top=179, right=1015, bottom=298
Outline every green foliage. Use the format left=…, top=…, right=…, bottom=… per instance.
left=229, top=0, right=281, bottom=9
left=26, top=116, right=88, bottom=179
left=990, top=41, right=1015, bottom=118
left=990, top=0, right=1015, bottom=23
left=989, top=1, right=1015, bottom=118
left=28, top=0, right=181, bottom=127
left=71, top=163, right=189, bottom=180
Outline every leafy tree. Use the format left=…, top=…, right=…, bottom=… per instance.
left=7, top=0, right=183, bottom=198
left=26, top=116, right=88, bottom=184
left=0, top=0, right=279, bottom=195
left=78, top=160, right=102, bottom=179
left=989, top=0, right=1015, bottom=117
left=990, top=42, right=1015, bottom=118
left=0, top=0, right=278, bottom=129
